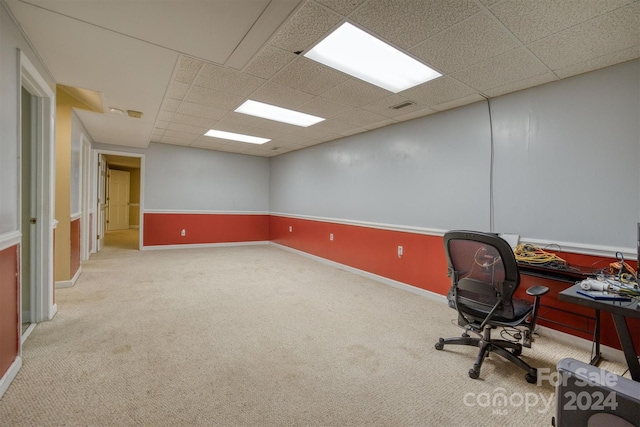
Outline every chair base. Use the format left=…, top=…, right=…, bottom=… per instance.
left=435, top=326, right=538, bottom=383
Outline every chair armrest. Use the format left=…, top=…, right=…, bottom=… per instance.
left=526, top=285, right=549, bottom=297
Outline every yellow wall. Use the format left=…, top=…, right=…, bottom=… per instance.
left=54, top=101, right=71, bottom=281
left=129, top=168, right=140, bottom=227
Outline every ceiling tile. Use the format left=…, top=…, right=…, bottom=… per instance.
left=430, top=93, right=486, bottom=111
left=273, top=132, right=320, bottom=145
left=272, top=57, right=350, bottom=95
left=190, top=135, right=232, bottom=150
left=553, top=47, right=640, bottom=79
left=257, top=119, right=302, bottom=134
left=184, top=86, right=245, bottom=110
left=393, top=107, right=436, bottom=122
left=399, top=76, right=476, bottom=106
left=308, top=118, right=357, bottom=134
left=174, top=56, right=204, bottom=84
left=451, top=48, right=550, bottom=91
left=351, top=0, right=481, bottom=49
left=171, top=114, right=215, bottom=128
left=321, top=78, right=392, bottom=107
left=489, top=0, right=635, bottom=45
left=157, top=110, right=174, bottom=122
left=297, top=96, right=353, bottom=118
left=250, top=81, right=315, bottom=109
left=526, top=3, right=640, bottom=70
left=167, top=81, right=190, bottom=100
left=244, top=45, right=298, bottom=79
left=212, top=121, right=268, bottom=138
left=288, top=127, right=342, bottom=141
left=160, top=98, right=181, bottom=112
left=410, top=12, right=521, bottom=73
left=194, top=63, right=265, bottom=97
left=363, top=117, right=396, bottom=130
left=360, top=94, right=426, bottom=118
left=482, top=72, right=558, bottom=98
left=334, top=108, right=389, bottom=127
left=176, top=102, right=228, bottom=120
left=339, top=127, right=368, bottom=136
left=316, top=0, right=368, bottom=16
left=223, top=111, right=268, bottom=128
left=269, top=1, right=343, bottom=53
left=154, top=120, right=169, bottom=130
left=160, top=135, right=195, bottom=146
left=479, top=0, right=501, bottom=6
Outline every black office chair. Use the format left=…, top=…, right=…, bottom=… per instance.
left=435, top=230, right=549, bottom=383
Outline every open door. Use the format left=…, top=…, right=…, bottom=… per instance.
left=107, top=169, right=130, bottom=231
left=20, top=86, right=36, bottom=337
left=96, top=154, right=107, bottom=252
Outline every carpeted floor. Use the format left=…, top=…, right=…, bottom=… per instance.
left=0, top=231, right=627, bottom=426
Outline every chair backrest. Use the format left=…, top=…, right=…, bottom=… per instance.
left=443, top=230, right=520, bottom=320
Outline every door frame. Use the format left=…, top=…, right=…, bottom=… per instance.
left=19, top=51, right=57, bottom=326
left=80, top=135, right=92, bottom=261
left=91, top=149, right=144, bottom=252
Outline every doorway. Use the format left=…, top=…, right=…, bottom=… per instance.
left=19, top=52, right=57, bottom=331
left=20, top=86, right=35, bottom=339
left=92, top=152, right=143, bottom=253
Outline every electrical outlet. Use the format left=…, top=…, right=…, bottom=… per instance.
left=330, top=233, right=333, bottom=241
left=398, top=245, right=403, bottom=258
left=181, top=229, right=186, bottom=237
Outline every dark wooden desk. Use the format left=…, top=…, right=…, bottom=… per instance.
left=559, top=283, right=640, bottom=381
left=517, top=261, right=591, bottom=283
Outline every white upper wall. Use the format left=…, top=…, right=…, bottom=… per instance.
left=142, top=142, right=270, bottom=212
left=270, top=101, right=492, bottom=232
left=91, top=142, right=271, bottom=213
left=491, top=60, right=639, bottom=250
left=270, top=60, right=640, bottom=252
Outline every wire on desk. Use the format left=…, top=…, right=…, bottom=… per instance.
left=514, top=244, right=568, bottom=266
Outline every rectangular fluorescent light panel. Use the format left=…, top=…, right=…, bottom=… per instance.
left=235, top=100, right=324, bottom=127
left=304, top=22, right=441, bottom=93
left=204, top=129, right=270, bottom=145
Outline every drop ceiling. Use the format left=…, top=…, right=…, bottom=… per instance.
left=5, top=0, right=639, bottom=157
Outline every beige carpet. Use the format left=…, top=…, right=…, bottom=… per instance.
left=0, top=232, right=627, bottom=426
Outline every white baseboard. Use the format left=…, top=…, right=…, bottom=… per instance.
left=21, top=323, right=36, bottom=344
left=269, top=243, right=630, bottom=367
left=142, top=241, right=269, bottom=251
left=269, top=242, right=447, bottom=304
left=55, top=266, right=82, bottom=289
left=0, top=356, right=22, bottom=400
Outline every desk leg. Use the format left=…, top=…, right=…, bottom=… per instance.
left=611, top=313, right=640, bottom=382
left=590, top=309, right=601, bottom=366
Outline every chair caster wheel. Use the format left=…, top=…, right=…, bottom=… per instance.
left=468, top=369, right=479, bottom=379
left=525, top=373, right=537, bottom=384
left=462, top=333, right=470, bottom=338
left=512, top=348, right=521, bottom=356
left=435, top=339, right=444, bottom=350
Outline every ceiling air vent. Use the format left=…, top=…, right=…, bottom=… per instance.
left=389, top=101, right=414, bottom=110
left=127, top=110, right=143, bottom=118
left=271, top=146, right=280, bottom=151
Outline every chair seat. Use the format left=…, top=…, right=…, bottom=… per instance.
left=457, top=297, right=533, bottom=327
